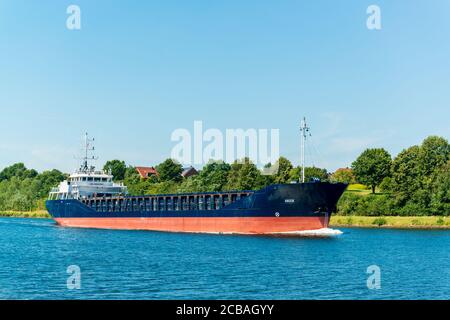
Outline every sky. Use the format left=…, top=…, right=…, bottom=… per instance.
left=0, top=0, right=449, bottom=173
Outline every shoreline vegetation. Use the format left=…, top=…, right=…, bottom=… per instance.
left=330, top=215, right=450, bottom=229
left=0, top=210, right=50, bottom=218
left=0, top=210, right=449, bottom=229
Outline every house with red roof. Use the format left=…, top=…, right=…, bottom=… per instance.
left=135, top=166, right=158, bottom=179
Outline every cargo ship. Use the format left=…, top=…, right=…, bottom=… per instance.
left=46, top=126, right=347, bottom=235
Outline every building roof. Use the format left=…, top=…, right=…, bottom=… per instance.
left=181, top=166, right=198, bottom=178
left=135, top=166, right=158, bottom=178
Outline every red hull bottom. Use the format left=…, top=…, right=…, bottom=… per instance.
left=54, top=217, right=329, bottom=234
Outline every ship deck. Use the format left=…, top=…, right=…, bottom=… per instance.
left=80, top=190, right=253, bottom=213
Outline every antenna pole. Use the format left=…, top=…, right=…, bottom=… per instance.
left=80, top=132, right=98, bottom=172
left=300, top=117, right=310, bottom=183
left=84, top=132, right=88, bottom=171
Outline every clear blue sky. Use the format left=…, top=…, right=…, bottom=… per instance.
left=0, top=0, right=449, bottom=173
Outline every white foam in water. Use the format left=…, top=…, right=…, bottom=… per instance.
left=179, top=228, right=343, bottom=237
left=270, top=228, right=343, bottom=237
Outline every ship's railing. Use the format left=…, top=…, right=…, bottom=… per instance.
left=80, top=191, right=253, bottom=213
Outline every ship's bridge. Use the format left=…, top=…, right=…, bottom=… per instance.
left=48, top=133, right=128, bottom=200
left=49, top=169, right=127, bottom=200
left=69, top=170, right=113, bottom=184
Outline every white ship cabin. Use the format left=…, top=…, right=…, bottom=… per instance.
left=49, top=167, right=127, bottom=200
left=48, top=133, right=127, bottom=200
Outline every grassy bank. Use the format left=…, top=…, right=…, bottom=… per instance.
left=0, top=210, right=51, bottom=218
left=330, top=215, right=450, bottom=229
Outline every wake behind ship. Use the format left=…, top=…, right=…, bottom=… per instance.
left=46, top=133, right=347, bottom=235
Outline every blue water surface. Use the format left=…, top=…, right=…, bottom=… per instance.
left=0, top=217, right=448, bottom=299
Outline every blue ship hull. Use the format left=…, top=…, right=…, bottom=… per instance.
left=46, top=182, right=347, bottom=234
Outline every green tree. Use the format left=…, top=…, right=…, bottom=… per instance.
left=0, top=163, right=38, bottom=181
left=352, top=148, right=391, bottom=193
left=388, top=137, right=450, bottom=212
left=156, top=159, right=183, bottom=183
left=177, top=175, right=202, bottom=193
left=177, top=161, right=231, bottom=193
left=224, top=158, right=263, bottom=190
left=0, top=166, right=65, bottom=211
left=289, top=166, right=328, bottom=182
left=34, top=169, right=66, bottom=198
left=430, top=160, right=450, bottom=215
left=197, top=161, right=231, bottom=191
left=418, top=136, right=450, bottom=178
left=103, top=160, right=127, bottom=181
left=390, top=145, right=422, bottom=200
left=272, top=157, right=293, bottom=184
left=145, top=181, right=178, bottom=195
left=123, top=166, right=141, bottom=194
left=124, top=166, right=140, bottom=182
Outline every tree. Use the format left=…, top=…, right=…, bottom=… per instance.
left=178, top=161, right=231, bottom=193
left=34, top=169, right=66, bottom=198
left=145, top=181, right=178, bottom=195
left=330, top=168, right=356, bottom=184
left=289, top=166, right=328, bottom=182
left=123, top=166, right=141, bottom=194
left=0, top=163, right=38, bottom=181
left=224, top=158, right=263, bottom=191
left=430, top=160, right=450, bottom=215
left=388, top=137, right=450, bottom=210
left=103, top=160, right=127, bottom=181
left=390, top=146, right=422, bottom=199
left=418, top=136, right=450, bottom=178
left=0, top=166, right=65, bottom=211
left=197, top=161, right=231, bottom=191
left=352, top=148, right=391, bottom=193
left=177, top=175, right=202, bottom=193
left=272, top=157, right=293, bottom=184
left=156, top=159, right=183, bottom=183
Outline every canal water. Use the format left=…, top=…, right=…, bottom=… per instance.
left=0, top=217, right=448, bottom=299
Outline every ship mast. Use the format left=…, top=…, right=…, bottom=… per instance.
left=300, top=117, right=310, bottom=183
left=80, top=132, right=98, bottom=172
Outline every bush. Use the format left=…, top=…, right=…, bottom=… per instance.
left=336, top=192, right=360, bottom=215
left=337, top=192, right=395, bottom=216
left=372, top=217, right=387, bottom=226
left=365, top=194, right=395, bottom=216
left=398, top=201, right=428, bottom=216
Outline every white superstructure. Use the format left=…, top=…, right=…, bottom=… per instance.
left=48, top=133, right=127, bottom=200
